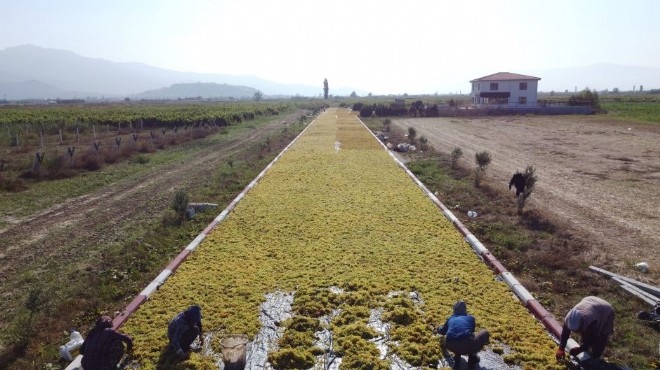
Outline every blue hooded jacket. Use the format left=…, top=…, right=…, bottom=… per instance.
left=437, top=301, right=476, bottom=341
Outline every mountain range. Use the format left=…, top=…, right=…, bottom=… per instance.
left=0, top=45, right=353, bottom=100
left=1, top=44, right=659, bottom=100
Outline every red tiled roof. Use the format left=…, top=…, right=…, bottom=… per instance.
left=470, top=72, right=541, bottom=82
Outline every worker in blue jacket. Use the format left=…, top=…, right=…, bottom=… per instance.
left=437, top=300, right=490, bottom=368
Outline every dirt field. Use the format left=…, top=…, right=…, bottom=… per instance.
left=0, top=112, right=304, bottom=334
left=395, top=115, right=660, bottom=283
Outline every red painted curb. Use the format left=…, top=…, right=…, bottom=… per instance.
left=167, top=249, right=191, bottom=272
left=453, top=221, right=471, bottom=237
left=481, top=252, right=508, bottom=274
left=202, top=220, right=218, bottom=235
left=527, top=300, right=563, bottom=337
left=112, top=295, right=147, bottom=329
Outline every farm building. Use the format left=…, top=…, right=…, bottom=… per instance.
left=470, top=72, right=541, bottom=107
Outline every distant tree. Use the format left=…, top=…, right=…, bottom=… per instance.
left=367, top=92, right=373, bottom=97
left=568, top=88, right=601, bottom=110
left=613, top=87, right=620, bottom=93
left=407, top=127, right=417, bottom=144
left=323, top=78, right=329, bottom=99
left=350, top=91, right=357, bottom=98
left=253, top=91, right=263, bottom=101
left=474, top=150, right=491, bottom=187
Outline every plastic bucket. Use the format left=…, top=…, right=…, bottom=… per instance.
left=220, top=334, right=249, bottom=370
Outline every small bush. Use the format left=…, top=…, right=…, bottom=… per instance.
left=130, top=155, right=150, bottom=165
left=407, top=127, right=417, bottom=144
left=450, top=147, right=463, bottom=169
left=79, top=153, right=102, bottom=171
left=171, top=189, right=189, bottom=222
left=517, top=165, right=538, bottom=215
left=474, top=151, right=491, bottom=187
left=382, top=119, right=391, bottom=132
left=418, top=136, right=428, bottom=151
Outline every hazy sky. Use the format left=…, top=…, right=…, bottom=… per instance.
left=1, top=0, right=659, bottom=94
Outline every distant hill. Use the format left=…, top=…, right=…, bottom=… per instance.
left=134, top=82, right=258, bottom=100
left=0, top=45, right=361, bottom=99
left=0, top=80, right=80, bottom=100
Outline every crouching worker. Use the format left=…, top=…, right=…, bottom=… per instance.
left=556, top=296, right=614, bottom=360
left=168, top=305, right=204, bottom=360
left=437, top=300, right=490, bottom=368
left=80, top=316, right=133, bottom=370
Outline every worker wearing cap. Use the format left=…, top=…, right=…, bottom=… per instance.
left=168, top=305, right=204, bottom=360
left=556, top=296, right=614, bottom=360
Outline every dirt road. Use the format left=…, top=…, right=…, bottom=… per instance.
left=395, top=115, right=660, bottom=282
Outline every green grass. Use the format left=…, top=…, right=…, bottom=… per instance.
left=602, top=101, right=660, bottom=123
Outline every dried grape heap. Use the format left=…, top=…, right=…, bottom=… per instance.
left=121, top=108, right=562, bottom=369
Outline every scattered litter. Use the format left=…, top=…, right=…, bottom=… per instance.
left=186, top=203, right=219, bottom=220
left=395, top=143, right=416, bottom=152
left=635, top=262, right=649, bottom=273
left=335, top=141, right=341, bottom=153
left=467, top=210, right=478, bottom=218
left=59, top=330, right=84, bottom=361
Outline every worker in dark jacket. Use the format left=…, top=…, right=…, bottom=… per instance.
left=556, top=296, right=614, bottom=360
left=168, top=305, right=204, bottom=360
left=80, top=316, right=133, bottom=370
left=437, top=300, right=490, bottom=368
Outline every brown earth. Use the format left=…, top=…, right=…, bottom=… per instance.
left=394, top=115, right=660, bottom=284
left=0, top=111, right=305, bottom=335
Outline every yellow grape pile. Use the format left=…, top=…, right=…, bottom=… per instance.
left=121, top=108, right=562, bottom=369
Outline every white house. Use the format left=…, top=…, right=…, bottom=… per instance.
left=470, top=72, right=541, bottom=107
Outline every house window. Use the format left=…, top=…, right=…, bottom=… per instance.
left=490, top=83, right=498, bottom=91
left=518, top=97, right=527, bottom=105
left=519, top=82, right=528, bottom=90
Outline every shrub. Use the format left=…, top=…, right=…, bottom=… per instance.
left=474, top=150, right=491, bottom=187
left=517, top=165, right=538, bottom=215
left=418, top=136, right=428, bottom=151
left=171, top=189, right=189, bottom=222
left=407, top=127, right=417, bottom=144
left=568, top=88, right=601, bottom=110
left=382, top=119, right=391, bottom=132
left=79, top=153, right=102, bottom=171
left=450, top=147, right=463, bottom=169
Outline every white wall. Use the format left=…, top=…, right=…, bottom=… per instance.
left=470, top=79, right=539, bottom=106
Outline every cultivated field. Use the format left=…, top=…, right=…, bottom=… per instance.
left=394, top=115, right=660, bottom=283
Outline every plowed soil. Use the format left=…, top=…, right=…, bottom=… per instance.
left=395, top=115, right=660, bottom=283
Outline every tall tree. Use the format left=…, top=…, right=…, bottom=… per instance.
left=323, top=78, right=329, bottom=99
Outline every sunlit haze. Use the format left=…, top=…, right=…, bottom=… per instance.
left=2, top=0, right=659, bottom=94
